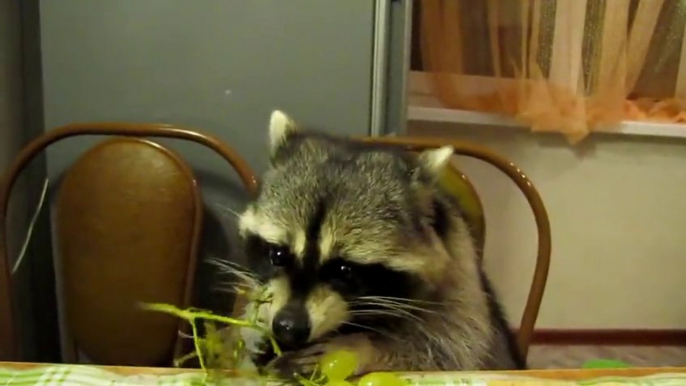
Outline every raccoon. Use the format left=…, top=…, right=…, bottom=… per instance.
left=236, top=110, right=525, bottom=375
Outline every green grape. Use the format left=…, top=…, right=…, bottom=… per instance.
left=357, top=372, right=406, bottom=386
left=324, top=380, right=355, bottom=386
left=319, top=350, right=359, bottom=380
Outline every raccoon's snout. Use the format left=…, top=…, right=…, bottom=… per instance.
left=272, top=304, right=311, bottom=348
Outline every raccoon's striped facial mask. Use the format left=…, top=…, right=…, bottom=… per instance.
left=241, top=232, right=420, bottom=347
left=237, top=110, right=455, bottom=348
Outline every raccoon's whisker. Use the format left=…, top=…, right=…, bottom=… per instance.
left=207, top=258, right=260, bottom=288
left=348, top=309, right=424, bottom=324
left=212, top=287, right=249, bottom=296
left=350, top=301, right=438, bottom=315
left=350, top=300, right=437, bottom=316
left=350, top=304, right=428, bottom=318
left=216, top=259, right=251, bottom=271
left=349, top=305, right=417, bottom=316
left=208, top=258, right=258, bottom=279
left=177, top=330, right=194, bottom=340
left=350, top=310, right=423, bottom=323
left=213, top=282, right=253, bottom=292
left=206, top=256, right=249, bottom=271
left=350, top=313, right=423, bottom=327
left=213, top=203, right=241, bottom=219
left=339, top=322, right=401, bottom=342
left=358, top=295, right=444, bottom=306
left=213, top=282, right=250, bottom=290
left=350, top=299, right=437, bottom=314
left=357, top=296, right=445, bottom=309
left=214, top=276, right=259, bottom=292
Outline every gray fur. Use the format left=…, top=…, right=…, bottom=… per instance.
left=237, top=111, right=524, bottom=373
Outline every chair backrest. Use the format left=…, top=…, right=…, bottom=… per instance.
left=437, top=160, right=486, bottom=256
left=0, top=123, right=257, bottom=363
left=356, top=136, right=551, bottom=359
left=56, top=138, right=200, bottom=365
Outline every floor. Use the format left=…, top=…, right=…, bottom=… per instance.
left=527, top=345, right=686, bottom=369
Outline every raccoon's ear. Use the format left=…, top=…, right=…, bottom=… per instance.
left=416, top=146, right=454, bottom=181
left=269, top=110, right=300, bottom=154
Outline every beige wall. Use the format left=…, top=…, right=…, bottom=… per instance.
left=409, top=121, right=686, bottom=330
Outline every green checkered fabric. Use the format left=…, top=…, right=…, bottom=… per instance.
left=410, top=372, right=686, bottom=386
left=2, top=365, right=686, bottom=386
left=0, top=365, right=238, bottom=386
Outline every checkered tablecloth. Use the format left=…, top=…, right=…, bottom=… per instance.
left=0, top=365, right=232, bottom=386
left=2, top=365, right=686, bottom=386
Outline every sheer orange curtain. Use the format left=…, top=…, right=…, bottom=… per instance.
left=417, top=0, right=686, bottom=143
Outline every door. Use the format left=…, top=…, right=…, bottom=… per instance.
left=33, top=0, right=410, bottom=362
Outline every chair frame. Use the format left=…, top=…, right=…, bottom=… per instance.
left=357, top=136, right=551, bottom=358
left=1, top=123, right=549, bottom=363
left=0, top=123, right=258, bottom=361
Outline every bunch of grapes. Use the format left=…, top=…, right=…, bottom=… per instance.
left=317, top=350, right=407, bottom=386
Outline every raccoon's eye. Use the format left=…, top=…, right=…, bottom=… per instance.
left=334, top=262, right=355, bottom=281
left=268, top=244, right=292, bottom=267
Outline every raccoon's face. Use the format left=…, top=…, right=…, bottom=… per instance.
left=239, top=111, right=455, bottom=349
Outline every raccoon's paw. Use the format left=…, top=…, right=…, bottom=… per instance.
left=269, top=333, right=376, bottom=379
left=250, top=338, right=278, bottom=372
left=268, top=348, right=321, bottom=379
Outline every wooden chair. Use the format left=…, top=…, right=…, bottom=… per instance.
left=2, top=123, right=548, bottom=365
left=0, top=123, right=257, bottom=364
left=356, top=136, right=551, bottom=360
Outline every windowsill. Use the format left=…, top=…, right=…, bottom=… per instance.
left=408, top=106, right=686, bottom=140
left=406, top=71, right=686, bottom=140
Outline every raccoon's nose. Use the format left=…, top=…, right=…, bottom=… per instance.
left=272, top=307, right=311, bottom=347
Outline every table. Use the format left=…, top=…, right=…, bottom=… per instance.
left=2, top=362, right=685, bottom=380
